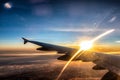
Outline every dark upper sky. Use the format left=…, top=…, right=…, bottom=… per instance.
left=0, top=0, right=120, bottom=48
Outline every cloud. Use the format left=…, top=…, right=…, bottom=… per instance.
left=29, top=0, right=49, bottom=3
left=108, top=16, right=116, bottom=23
left=32, top=4, right=52, bottom=16
left=115, top=41, right=120, bottom=43
left=48, top=28, right=110, bottom=32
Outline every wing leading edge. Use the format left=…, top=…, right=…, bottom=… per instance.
left=22, top=37, right=76, bottom=60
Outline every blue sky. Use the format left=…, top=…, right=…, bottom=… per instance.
left=0, top=0, right=120, bottom=49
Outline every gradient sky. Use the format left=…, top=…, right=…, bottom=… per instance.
left=0, top=0, right=120, bottom=50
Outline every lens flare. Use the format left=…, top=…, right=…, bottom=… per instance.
left=91, top=29, right=115, bottom=42
left=56, top=49, right=83, bottom=80
left=56, top=29, right=115, bottom=80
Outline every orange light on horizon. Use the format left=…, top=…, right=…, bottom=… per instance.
left=0, top=42, right=38, bottom=51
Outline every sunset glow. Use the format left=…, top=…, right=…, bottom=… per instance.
left=56, top=29, right=115, bottom=80
left=0, top=0, right=120, bottom=80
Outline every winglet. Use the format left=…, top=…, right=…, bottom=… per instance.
left=22, top=37, right=28, bottom=44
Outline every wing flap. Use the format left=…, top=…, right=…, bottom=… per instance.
left=101, top=71, right=119, bottom=80
left=92, top=65, right=106, bottom=70
left=93, top=53, right=120, bottom=76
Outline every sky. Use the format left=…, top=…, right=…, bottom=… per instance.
left=0, top=0, right=120, bottom=50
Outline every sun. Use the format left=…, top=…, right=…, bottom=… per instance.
left=80, top=41, right=93, bottom=50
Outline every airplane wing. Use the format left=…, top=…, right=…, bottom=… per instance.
left=22, top=37, right=120, bottom=80
left=78, top=52, right=120, bottom=80
left=22, top=38, right=75, bottom=55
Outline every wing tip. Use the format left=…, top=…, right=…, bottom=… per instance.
left=22, top=37, right=28, bottom=44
